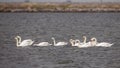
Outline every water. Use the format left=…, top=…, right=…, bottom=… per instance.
left=0, top=13, right=120, bottom=68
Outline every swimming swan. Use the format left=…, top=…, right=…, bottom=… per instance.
left=70, top=36, right=87, bottom=47
left=51, top=37, right=68, bottom=46
left=33, top=42, right=52, bottom=46
left=91, top=37, right=113, bottom=47
left=79, top=36, right=88, bottom=45
left=69, top=39, right=76, bottom=46
left=15, top=36, right=34, bottom=47
left=75, top=39, right=92, bottom=48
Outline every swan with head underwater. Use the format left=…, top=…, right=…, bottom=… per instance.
left=51, top=37, right=68, bottom=46
left=90, top=37, right=113, bottom=47
left=15, top=36, right=34, bottom=47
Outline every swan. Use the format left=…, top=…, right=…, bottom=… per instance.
left=51, top=37, right=68, bottom=46
left=69, top=39, right=76, bottom=46
left=33, top=42, right=52, bottom=46
left=78, top=36, right=87, bottom=45
left=70, top=36, right=87, bottom=47
left=81, top=36, right=94, bottom=47
left=15, top=36, right=34, bottom=47
left=75, top=39, right=92, bottom=48
left=91, top=37, right=113, bottom=47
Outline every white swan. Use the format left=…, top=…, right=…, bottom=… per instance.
left=78, top=36, right=87, bottom=45
left=75, top=39, right=92, bottom=48
left=69, top=39, right=76, bottom=46
left=51, top=37, right=68, bottom=46
left=70, top=36, right=87, bottom=47
left=33, top=42, right=52, bottom=46
left=91, top=37, right=113, bottom=47
left=15, top=36, right=34, bottom=47
left=81, top=36, right=94, bottom=47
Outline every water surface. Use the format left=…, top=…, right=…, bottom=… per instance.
left=0, top=13, right=120, bottom=68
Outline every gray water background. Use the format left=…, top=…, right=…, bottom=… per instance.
left=0, top=13, right=120, bottom=68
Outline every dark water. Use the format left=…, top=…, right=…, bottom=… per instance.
left=0, top=13, right=120, bottom=68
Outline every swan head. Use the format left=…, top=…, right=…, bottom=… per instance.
left=14, top=37, right=17, bottom=40
left=83, top=36, right=86, bottom=38
left=15, top=35, right=20, bottom=39
left=91, top=37, right=97, bottom=42
left=69, top=39, right=74, bottom=42
left=90, top=37, right=97, bottom=46
left=69, top=39, right=75, bottom=45
left=51, top=37, right=55, bottom=40
left=16, top=35, right=21, bottom=38
left=14, top=36, right=21, bottom=39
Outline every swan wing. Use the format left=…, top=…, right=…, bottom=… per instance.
left=19, top=40, right=33, bottom=47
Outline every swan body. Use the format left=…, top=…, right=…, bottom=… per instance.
left=75, top=39, right=92, bottom=48
left=55, top=42, right=68, bottom=46
left=91, top=37, right=113, bottom=47
left=96, top=42, right=113, bottom=47
left=15, top=36, right=34, bottom=47
left=51, top=37, right=68, bottom=46
left=33, top=42, right=52, bottom=46
left=79, top=42, right=92, bottom=48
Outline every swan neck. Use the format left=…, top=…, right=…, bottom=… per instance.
left=15, top=37, right=19, bottom=46
left=69, top=39, right=74, bottom=46
left=78, top=40, right=81, bottom=44
left=83, top=36, right=86, bottom=44
left=52, top=38, right=56, bottom=45
left=91, top=38, right=97, bottom=46
left=94, top=38, right=97, bottom=44
left=17, top=36, right=22, bottom=43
